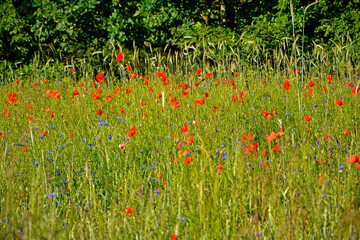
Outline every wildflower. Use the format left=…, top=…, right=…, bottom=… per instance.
left=284, top=80, right=290, bottom=90
left=304, top=115, right=311, bottom=121
left=335, top=99, right=344, bottom=105
left=116, top=52, right=124, bottom=62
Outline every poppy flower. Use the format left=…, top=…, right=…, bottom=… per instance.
left=192, top=121, right=197, bottom=126
left=348, top=155, right=360, bottom=163
left=352, top=87, right=360, bottom=95
left=49, top=112, right=54, bottom=118
left=73, top=89, right=79, bottom=96
left=194, top=82, right=200, bottom=87
left=194, top=99, right=205, bottom=105
left=244, top=142, right=258, bottom=154
left=229, top=79, right=234, bottom=86
left=123, top=207, right=134, bottom=215
left=304, top=115, right=311, bottom=121
left=129, top=74, right=137, bottom=79
left=125, top=89, right=131, bottom=94
left=273, top=144, right=280, bottom=151
left=343, top=130, right=350, bottom=135
left=0, top=131, right=4, bottom=137
left=180, top=124, right=188, bottom=136
left=284, top=80, right=290, bottom=90
left=126, top=65, right=132, bottom=72
left=216, top=164, right=223, bottom=170
left=96, top=72, right=105, bottom=83
left=195, top=68, right=202, bottom=76
left=205, top=73, right=212, bottom=78
left=234, top=72, right=239, bottom=77
left=327, top=75, right=333, bottom=82
left=14, top=79, right=20, bottom=85
left=28, top=115, right=33, bottom=121
left=306, top=81, right=315, bottom=88
left=22, top=146, right=27, bottom=152
left=184, top=157, right=193, bottom=164
left=96, top=109, right=103, bottom=115
left=119, top=144, right=125, bottom=149
left=335, top=99, right=344, bottom=105
left=41, top=81, right=47, bottom=85
left=144, top=79, right=149, bottom=85
left=116, top=52, right=124, bottom=62
left=72, top=68, right=76, bottom=73
left=170, top=234, right=178, bottom=240
left=294, top=69, right=300, bottom=74
left=185, top=136, right=194, bottom=145
left=127, top=125, right=138, bottom=138
left=182, top=92, right=189, bottom=97
left=202, top=92, right=209, bottom=99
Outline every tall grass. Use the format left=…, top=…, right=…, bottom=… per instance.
left=0, top=38, right=360, bottom=239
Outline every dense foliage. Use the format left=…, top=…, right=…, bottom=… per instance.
left=1, top=0, right=359, bottom=63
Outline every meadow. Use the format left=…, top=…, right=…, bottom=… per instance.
left=1, top=44, right=360, bottom=239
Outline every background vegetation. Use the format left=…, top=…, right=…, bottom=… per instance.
left=1, top=0, right=359, bottom=64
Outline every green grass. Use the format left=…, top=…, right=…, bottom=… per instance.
left=1, top=47, right=360, bottom=239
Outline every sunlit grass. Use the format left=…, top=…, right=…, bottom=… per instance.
left=1, top=47, right=360, bottom=239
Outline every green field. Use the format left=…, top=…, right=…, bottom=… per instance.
left=1, top=48, right=360, bottom=239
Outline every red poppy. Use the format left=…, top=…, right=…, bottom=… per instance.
left=294, top=69, right=300, bottom=74
left=202, top=92, right=209, bottom=99
left=144, top=79, right=149, bottom=85
left=116, top=52, right=124, bottom=62
left=352, top=87, right=360, bottom=95
left=244, top=142, right=258, bottom=154
left=125, top=89, right=131, bottom=94
left=96, top=72, right=105, bottom=83
left=216, top=164, right=223, bottom=170
left=130, top=74, right=137, bottom=79
left=14, top=79, right=20, bottom=85
left=127, top=125, right=138, bottom=138
left=96, top=109, right=103, bottom=115
left=49, top=112, right=54, bottom=118
left=185, top=136, right=194, bottom=145
left=180, top=124, right=188, bottom=136
left=205, top=73, right=212, bottom=78
left=22, top=146, right=27, bottom=152
left=348, top=155, right=360, bottom=163
left=170, top=233, right=178, bottom=240
left=141, top=101, right=146, bottom=106
left=41, top=81, right=47, bottom=85
left=73, top=89, right=79, bottom=96
left=306, top=81, right=315, bottom=88
left=327, top=75, right=332, bottom=82
left=194, top=99, right=205, bottom=105
left=41, top=130, right=48, bottom=136
left=156, top=71, right=165, bottom=78
left=184, top=157, right=193, bottom=164
left=126, top=65, right=132, bottom=72
left=169, top=96, right=177, bottom=103
left=182, top=92, right=189, bottom=97
left=195, top=68, right=202, bottom=76
left=234, top=72, right=239, bottom=77
left=28, top=115, right=33, bottom=121
left=273, top=144, right=280, bottom=151
left=194, top=82, right=200, bottom=87
left=343, top=130, right=350, bottom=135
left=123, top=207, right=134, bottom=215
left=284, top=80, right=290, bottom=90
left=304, top=115, right=311, bottom=121
left=72, top=68, right=76, bottom=73
left=335, top=99, right=344, bottom=105
left=0, top=131, right=4, bottom=137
